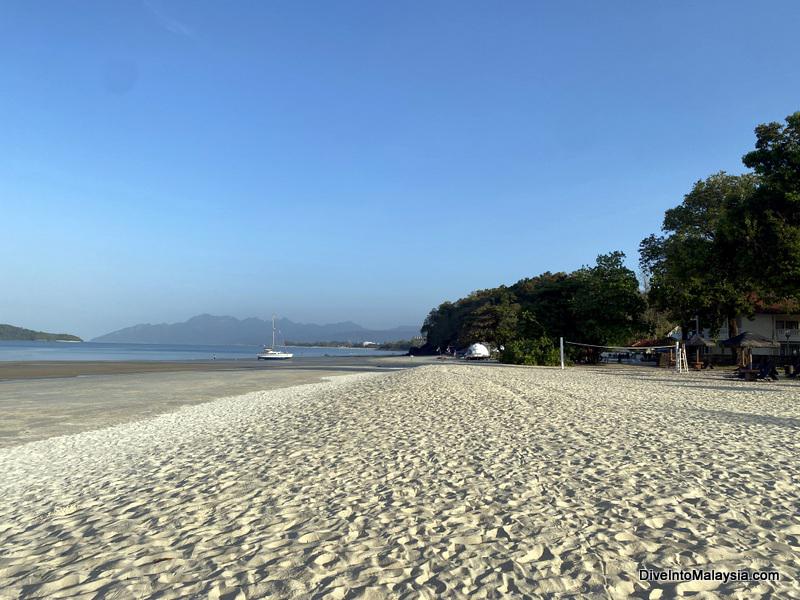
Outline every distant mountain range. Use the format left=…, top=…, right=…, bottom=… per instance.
left=92, top=314, right=421, bottom=345
left=0, top=324, right=82, bottom=342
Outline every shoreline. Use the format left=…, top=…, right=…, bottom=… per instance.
left=1, top=364, right=797, bottom=597
left=0, top=356, right=434, bottom=449
left=0, top=354, right=412, bottom=382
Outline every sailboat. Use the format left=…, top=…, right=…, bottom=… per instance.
left=257, top=315, right=294, bottom=360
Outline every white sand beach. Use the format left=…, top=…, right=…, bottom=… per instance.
left=1, top=364, right=799, bottom=599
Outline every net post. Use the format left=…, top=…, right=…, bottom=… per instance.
left=560, top=337, right=565, bottom=370
left=675, top=341, right=680, bottom=373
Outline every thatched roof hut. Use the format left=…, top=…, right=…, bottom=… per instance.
left=721, top=331, right=778, bottom=369
left=685, top=333, right=715, bottom=367
left=685, top=334, right=715, bottom=347
left=720, top=332, right=779, bottom=348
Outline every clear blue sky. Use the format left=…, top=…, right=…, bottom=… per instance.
left=2, top=1, right=799, bottom=339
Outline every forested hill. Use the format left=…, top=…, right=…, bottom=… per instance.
left=421, top=112, right=800, bottom=366
left=0, top=324, right=83, bottom=342
left=419, top=252, right=646, bottom=364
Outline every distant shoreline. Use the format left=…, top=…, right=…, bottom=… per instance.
left=0, top=355, right=413, bottom=381
left=0, top=340, right=407, bottom=364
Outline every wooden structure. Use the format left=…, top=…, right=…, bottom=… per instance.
left=685, top=334, right=714, bottom=369
left=721, top=331, right=780, bottom=369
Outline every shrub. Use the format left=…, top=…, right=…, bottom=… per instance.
left=499, top=337, right=561, bottom=366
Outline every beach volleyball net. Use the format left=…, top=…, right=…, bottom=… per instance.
left=558, top=338, right=687, bottom=371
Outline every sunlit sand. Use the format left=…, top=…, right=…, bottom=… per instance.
left=1, top=365, right=798, bottom=598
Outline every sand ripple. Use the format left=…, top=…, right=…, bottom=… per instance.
left=1, top=365, right=800, bottom=598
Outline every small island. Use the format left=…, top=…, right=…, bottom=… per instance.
left=0, top=324, right=83, bottom=342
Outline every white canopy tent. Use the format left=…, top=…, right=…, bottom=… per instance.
left=464, top=343, right=490, bottom=359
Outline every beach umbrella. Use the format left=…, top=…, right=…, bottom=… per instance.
left=720, top=331, right=779, bottom=348
left=721, top=332, right=779, bottom=369
left=685, top=334, right=714, bottom=365
left=685, top=334, right=715, bottom=347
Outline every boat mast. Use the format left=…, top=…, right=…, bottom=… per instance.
left=272, top=314, right=276, bottom=348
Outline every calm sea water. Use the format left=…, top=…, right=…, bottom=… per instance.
left=0, top=340, right=403, bottom=362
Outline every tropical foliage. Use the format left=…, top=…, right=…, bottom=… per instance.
left=420, top=252, right=645, bottom=365
left=420, top=111, right=800, bottom=363
left=639, top=111, right=800, bottom=339
left=639, top=172, right=759, bottom=338
left=741, top=112, right=800, bottom=299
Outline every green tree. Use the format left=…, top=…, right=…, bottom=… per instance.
left=459, top=288, right=520, bottom=347
left=421, top=301, right=460, bottom=351
left=637, top=266, right=674, bottom=338
left=499, top=337, right=560, bottom=366
left=639, top=172, right=759, bottom=338
left=741, top=111, right=800, bottom=301
left=512, top=272, right=579, bottom=340
left=419, top=251, right=646, bottom=362
left=571, top=251, right=646, bottom=345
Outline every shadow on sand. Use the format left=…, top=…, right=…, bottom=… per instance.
left=683, top=406, right=800, bottom=430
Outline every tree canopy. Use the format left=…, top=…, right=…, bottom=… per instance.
left=741, top=112, right=800, bottom=299
left=639, top=111, right=800, bottom=339
left=420, top=111, right=800, bottom=362
left=639, top=172, right=759, bottom=337
left=420, top=252, right=645, bottom=364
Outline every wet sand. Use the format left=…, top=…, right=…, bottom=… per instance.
left=0, top=356, right=432, bottom=448
left=1, top=364, right=798, bottom=598
left=0, top=355, right=414, bottom=381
